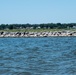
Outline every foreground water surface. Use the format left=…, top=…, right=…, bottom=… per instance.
left=0, top=37, right=76, bottom=75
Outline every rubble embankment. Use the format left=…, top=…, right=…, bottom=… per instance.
left=0, top=31, right=76, bottom=37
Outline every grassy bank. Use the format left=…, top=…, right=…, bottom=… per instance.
left=0, top=28, right=76, bottom=32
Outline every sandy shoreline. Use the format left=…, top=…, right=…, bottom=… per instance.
left=0, top=31, right=76, bottom=37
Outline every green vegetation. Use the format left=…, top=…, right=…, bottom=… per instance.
left=0, top=23, right=76, bottom=32
left=0, top=28, right=76, bottom=32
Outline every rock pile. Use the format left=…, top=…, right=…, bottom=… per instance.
left=0, top=31, right=76, bottom=37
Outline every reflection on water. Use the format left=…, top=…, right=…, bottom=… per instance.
left=0, top=37, right=76, bottom=75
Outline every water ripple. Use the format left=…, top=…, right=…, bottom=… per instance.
left=0, top=37, right=76, bottom=75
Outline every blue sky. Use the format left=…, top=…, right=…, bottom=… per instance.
left=0, top=0, right=76, bottom=24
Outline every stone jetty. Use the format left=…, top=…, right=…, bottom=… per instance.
left=0, top=31, right=76, bottom=37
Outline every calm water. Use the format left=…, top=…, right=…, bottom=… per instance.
left=0, top=37, right=76, bottom=75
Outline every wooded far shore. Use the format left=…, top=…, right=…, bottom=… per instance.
left=0, top=23, right=76, bottom=37
left=0, top=23, right=76, bottom=30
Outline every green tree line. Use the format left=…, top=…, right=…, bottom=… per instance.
left=0, top=23, right=76, bottom=30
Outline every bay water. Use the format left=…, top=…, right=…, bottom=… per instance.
left=0, top=37, right=76, bottom=75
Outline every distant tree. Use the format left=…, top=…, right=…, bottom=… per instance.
left=8, top=25, right=14, bottom=29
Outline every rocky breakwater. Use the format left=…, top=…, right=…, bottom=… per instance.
left=0, top=31, right=76, bottom=37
